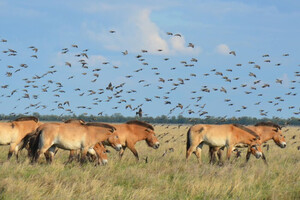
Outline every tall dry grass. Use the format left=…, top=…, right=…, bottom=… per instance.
left=0, top=124, right=299, bottom=200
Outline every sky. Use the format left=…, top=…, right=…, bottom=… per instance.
left=0, top=0, right=299, bottom=119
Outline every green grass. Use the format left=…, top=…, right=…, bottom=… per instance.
left=0, top=125, right=299, bottom=199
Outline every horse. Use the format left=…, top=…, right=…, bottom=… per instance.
left=95, top=120, right=159, bottom=161
left=24, top=119, right=110, bottom=165
left=209, top=121, right=286, bottom=164
left=30, top=122, right=122, bottom=164
left=0, top=116, right=42, bottom=160
left=67, top=143, right=110, bottom=165
left=63, top=119, right=110, bottom=165
left=186, top=124, right=262, bottom=164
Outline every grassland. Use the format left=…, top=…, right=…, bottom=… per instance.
left=0, top=124, right=299, bottom=200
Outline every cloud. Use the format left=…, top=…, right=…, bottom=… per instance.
left=84, top=8, right=201, bottom=56
left=169, top=36, right=201, bottom=55
left=280, top=73, right=290, bottom=87
left=130, top=9, right=169, bottom=53
left=216, top=44, right=230, bottom=55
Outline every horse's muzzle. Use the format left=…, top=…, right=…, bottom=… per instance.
left=115, top=144, right=122, bottom=151
left=153, top=142, right=160, bottom=149
left=280, top=142, right=286, bottom=148
left=102, top=159, right=108, bottom=165
left=255, top=152, right=262, bottom=159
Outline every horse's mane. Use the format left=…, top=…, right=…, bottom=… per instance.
left=13, top=116, right=39, bottom=123
left=85, top=122, right=116, bottom=132
left=233, top=124, right=260, bottom=139
left=254, top=121, right=282, bottom=130
left=126, top=120, right=154, bottom=130
left=64, top=119, right=85, bottom=124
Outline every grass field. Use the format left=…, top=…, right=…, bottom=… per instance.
left=0, top=124, right=299, bottom=200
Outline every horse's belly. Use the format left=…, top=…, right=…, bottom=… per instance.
left=203, top=135, right=227, bottom=147
left=0, top=132, right=13, bottom=145
left=54, top=139, right=82, bottom=150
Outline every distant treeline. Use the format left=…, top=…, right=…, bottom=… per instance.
left=0, top=112, right=299, bottom=126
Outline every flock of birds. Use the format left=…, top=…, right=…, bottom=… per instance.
left=0, top=31, right=299, bottom=121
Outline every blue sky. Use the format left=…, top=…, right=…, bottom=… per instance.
left=0, top=0, right=299, bottom=119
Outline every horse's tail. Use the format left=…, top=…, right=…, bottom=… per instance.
left=19, top=132, right=36, bottom=151
left=30, top=129, right=42, bottom=162
left=186, top=127, right=192, bottom=152
left=186, top=126, right=204, bottom=151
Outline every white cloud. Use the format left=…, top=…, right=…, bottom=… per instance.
left=280, top=73, right=290, bottom=87
left=169, top=35, right=201, bottom=55
left=216, top=44, right=230, bottom=55
left=88, top=55, right=107, bottom=66
left=131, top=9, right=169, bottom=53
left=84, top=8, right=201, bottom=56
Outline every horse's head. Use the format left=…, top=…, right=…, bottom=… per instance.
left=249, top=143, right=263, bottom=159
left=107, top=131, right=122, bottom=151
left=271, top=127, right=286, bottom=148
left=255, top=122, right=286, bottom=148
left=145, top=128, right=160, bottom=149
left=95, top=144, right=110, bottom=165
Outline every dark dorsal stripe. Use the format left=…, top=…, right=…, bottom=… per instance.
left=254, top=121, right=282, bottom=130
left=85, top=122, right=116, bottom=132
left=233, top=124, right=260, bottom=139
left=126, top=120, right=154, bottom=130
left=64, top=119, right=85, bottom=124
left=13, top=116, right=39, bottom=123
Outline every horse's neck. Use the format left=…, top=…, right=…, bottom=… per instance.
left=258, top=127, right=273, bottom=142
left=136, top=127, right=148, bottom=140
left=94, top=128, right=110, bottom=140
left=234, top=129, right=255, bottom=145
left=250, top=126, right=272, bottom=142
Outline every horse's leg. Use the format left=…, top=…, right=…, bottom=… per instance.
left=65, top=150, right=76, bottom=164
left=119, top=146, right=127, bottom=160
left=14, top=144, right=21, bottom=161
left=33, top=138, right=53, bottom=163
left=209, top=147, right=219, bottom=165
left=44, top=151, right=51, bottom=163
left=226, top=145, right=234, bottom=161
left=186, top=142, right=201, bottom=161
left=80, top=148, right=89, bottom=164
left=262, top=153, right=268, bottom=166
left=217, top=148, right=224, bottom=165
left=209, top=147, right=214, bottom=164
left=46, top=146, right=56, bottom=164
left=34, top=145, right=50, bottom=163
left=194, top=143, right=203, bottom=164
left=7, top=142, right=18, bottom=160
left=127, top=143, right=139, bottom=161
left=245, top=147, right=251, bottom=163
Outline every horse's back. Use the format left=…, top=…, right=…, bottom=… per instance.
left=0, top=122, right=17, bottom=144
left=189, top=124, right=232, bottom=146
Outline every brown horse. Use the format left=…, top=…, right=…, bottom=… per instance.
left=67, top=143, right=110, bottom=165
left=26, top=119, right=110, bottom=165
left=186, top=124, right=262, bottom=164
left=100, top=120, right=160, bottom=161
left=210, top=122, right=286, bottom=164
left=30, top=122, right=122, bottom=163
left=0, top=116, right=42, bottom=160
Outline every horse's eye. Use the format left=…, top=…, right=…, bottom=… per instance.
left=115, top=135, right=118, bottom=139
